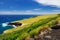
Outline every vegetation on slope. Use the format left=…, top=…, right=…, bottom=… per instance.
left=3, top=14, right=58, bottom=33
left=0, top=14, right=60, bottom=40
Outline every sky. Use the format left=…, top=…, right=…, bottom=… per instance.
left=0, top=0, right=60, bottom=15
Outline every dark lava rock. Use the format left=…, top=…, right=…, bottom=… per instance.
left=8, top=22, right=22, bottom=26
left=51, top=25, right=60, bottom=30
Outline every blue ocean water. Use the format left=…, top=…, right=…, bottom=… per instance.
left=0, top=15, right=37, bottom=34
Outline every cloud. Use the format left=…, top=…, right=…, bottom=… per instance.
left=34, top=0, right=60, bottom=7
left=24, top=10, right=38, bottom=15
left=52, top=10, right=60, bottom=12
left=0, top=11, right=37, bottom=15
left=25, top=10, right=60, bottom=15
left=0, top=9, right=60, bottom=15
left=25, top=10, right=32, bottom=13
left=0, top=11, right=23, bottom=15
left=33, top=8, right=40, bottom=10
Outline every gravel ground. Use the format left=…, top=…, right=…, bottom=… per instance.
left=25, top=29, right=60, bottom=40
left=43, top=29, right=60, bottom=40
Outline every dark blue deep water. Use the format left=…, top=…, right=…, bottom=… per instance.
left=0, top=15, right=37, bottom=34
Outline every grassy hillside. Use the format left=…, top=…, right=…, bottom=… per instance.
left=0, top=14, right=60, bottom=40
left=3, top=14, right=58, bottom=33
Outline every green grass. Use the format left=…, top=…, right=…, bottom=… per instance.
left=0, top=14, right=60, bottom=40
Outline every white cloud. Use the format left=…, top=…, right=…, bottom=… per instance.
left=25, top=10, right=32, bottom=13
left=25, top=10, right=60, bottom=15
left=33, top=8, right=40, bottom=10
left=52, top=10, right=60, bottom=12
left=0, top=11, right=23, bottom=15
left=24, top=10, right=37, bottom=15
left=35, top=0, right=60, bottom=7
left=0, top=11, right=37, bottom=15
left=0, top=10, right=60, bottom=15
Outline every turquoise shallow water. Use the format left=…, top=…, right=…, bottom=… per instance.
left=0, top=15, right=37, bottom=34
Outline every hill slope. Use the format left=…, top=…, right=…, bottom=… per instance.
left=0, top=14, right=60, bottom=40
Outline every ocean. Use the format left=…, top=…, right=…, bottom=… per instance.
left=0, top=15, right=37, bottom=34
